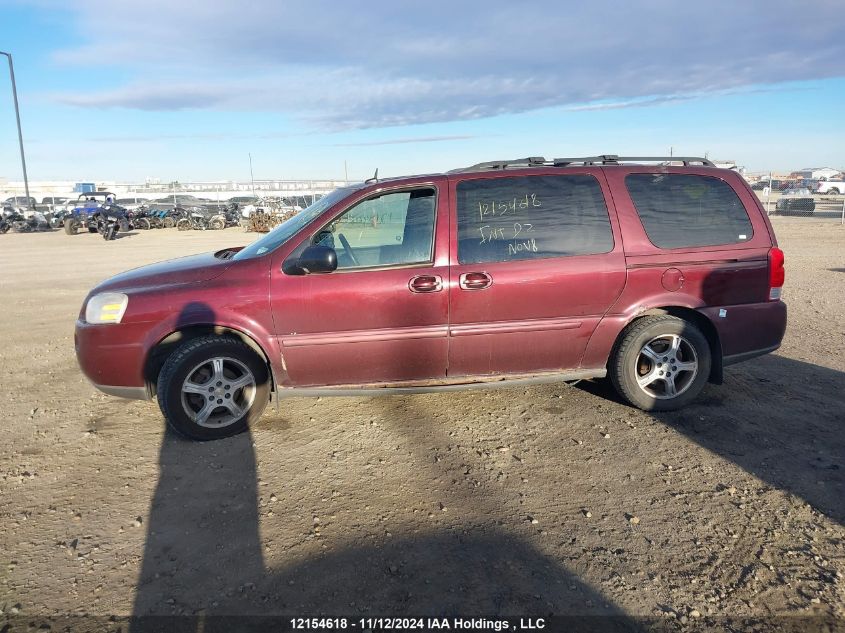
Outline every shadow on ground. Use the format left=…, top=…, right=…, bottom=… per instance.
left=579, top=353, right=845, bottom=525
left=130, top=427, right=640, bottom=631
left=130, top=341, right=842, bottom=627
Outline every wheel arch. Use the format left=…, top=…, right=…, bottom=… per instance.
left=611, top=306, right=723, bottom=384
left=144, top=324, right=274, bottom=397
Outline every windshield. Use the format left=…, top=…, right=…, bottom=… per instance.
left=232, top=186, right=362, bottom=261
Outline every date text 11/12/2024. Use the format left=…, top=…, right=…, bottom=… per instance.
left=289, top=617, right=547, bottom=630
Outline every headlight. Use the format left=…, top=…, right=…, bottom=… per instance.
left=85, top=292, right=129, bottom=324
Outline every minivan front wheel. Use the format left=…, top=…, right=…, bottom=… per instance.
left=610, top=316, right=711, bottom=411
left=157, top=336, right=270, bottom=440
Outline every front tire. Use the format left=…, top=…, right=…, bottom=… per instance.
left=157, top=336, right=270, bottom=440
left=64, top=218, right=78, bottom=235
left=609, top=316, right=711, bottom=411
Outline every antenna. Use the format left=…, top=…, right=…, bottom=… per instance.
left=365, top=168, right=379, bottom=184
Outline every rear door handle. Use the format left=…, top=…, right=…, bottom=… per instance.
left=409, top=275, right=443, bottom=293
left=459, top=272, right=493, bottom=290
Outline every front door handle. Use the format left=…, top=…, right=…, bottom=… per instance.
left=459, top=272, right=493, bottom=290
left=409, top=275, right=443, bottom=293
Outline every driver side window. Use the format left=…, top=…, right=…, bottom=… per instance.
left=315, top=188, right=436, bottom=270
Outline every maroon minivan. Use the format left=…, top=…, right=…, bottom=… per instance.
left=75, top=156, right=786, bottom=440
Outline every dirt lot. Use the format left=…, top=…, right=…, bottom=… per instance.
left=1, top=218, right=843, bottom=628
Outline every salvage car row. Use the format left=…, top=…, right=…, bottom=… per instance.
left=1, top=193, right=308, bottom=238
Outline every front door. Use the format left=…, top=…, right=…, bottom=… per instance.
left=447, top=171, right=626, bottom=376
left=270, top=183, right=449, bottom=387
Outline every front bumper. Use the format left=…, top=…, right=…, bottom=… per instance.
left=75, top=319, right=152, bottom=399
left=93, top=384, right=151, bottom=400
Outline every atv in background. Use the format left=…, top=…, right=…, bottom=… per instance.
left=63, top=192, right=117, bottom=235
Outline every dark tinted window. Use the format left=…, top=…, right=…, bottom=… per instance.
left=625, top=174, right=753, bottom=249
left=456, top=175, right=613, bottom=264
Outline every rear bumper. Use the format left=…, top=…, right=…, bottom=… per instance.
left=723, top=344, right=780, bottom=367
left=75, top=319, right=151, bottom=398
left=699, top=300, right=787, bottom=362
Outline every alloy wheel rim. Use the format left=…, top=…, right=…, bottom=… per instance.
left=180, top=357, right=256, bottom=428
left=634, top=334, right=698, bottom=400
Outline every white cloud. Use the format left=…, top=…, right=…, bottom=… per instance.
left=41, top=0, right=845, bottom=129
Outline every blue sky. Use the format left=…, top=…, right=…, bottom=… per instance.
left=1, top=0, right=843, bottom=183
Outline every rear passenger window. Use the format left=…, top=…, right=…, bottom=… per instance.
left=456, top=175, right=614, bottom=264
left=625, top=174, right=753, bottom=249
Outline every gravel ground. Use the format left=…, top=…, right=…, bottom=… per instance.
left=0, top=219, right=843, bottom=628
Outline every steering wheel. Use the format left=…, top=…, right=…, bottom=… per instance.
left=337, top=233, right=359, bottom=266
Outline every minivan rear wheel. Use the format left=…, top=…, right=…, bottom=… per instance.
left=157, top=336, right=270, bottom=440
left=610, top=316, right=711, bottom=411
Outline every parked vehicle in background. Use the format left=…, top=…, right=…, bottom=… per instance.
left=816, top=180, right=844, bottom=195
left=75, top=155, right=787, bottom=440
left=222, top=206, right=242, bottom=227
left=93, top=205, right=129, bottom=241
left=3, top=196, right=37, bottom=211
left=228, top=196, right=258, bottom=207
left=48, top=209, right=68, bottom=228
left=126, top=207, right=152, bottom=230
left=116, top=197, right=150, bottom=211
left=174, top=206, right=213, bottom=231
left=40, top=196, right=71, bottom=212
left=63, top=192, right=117, bottom=235
left=1, top=207, right=50, bottom=232
left=774, top=188, right=815, bottom=216
left=751, top=179, right=784, bottom=191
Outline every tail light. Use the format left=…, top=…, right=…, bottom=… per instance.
left=768, top=247, right=785, bottom=300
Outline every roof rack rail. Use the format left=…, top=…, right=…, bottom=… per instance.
left=452, top=155, right=715, bottom=172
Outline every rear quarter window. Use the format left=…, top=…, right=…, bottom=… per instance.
left=455, top=174, right=614, bottom=264
left=625, top=174, right=753, bottom=249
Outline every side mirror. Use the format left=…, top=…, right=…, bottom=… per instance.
left=294, top=244, right=337, bottom=274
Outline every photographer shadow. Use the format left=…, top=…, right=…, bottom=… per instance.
left=131, top=426, right=640, bottom=632
left=131, top=302, right=640, bottom=630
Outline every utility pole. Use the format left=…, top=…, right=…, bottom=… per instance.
left=249, top=153, right=256, bottom=199
left=0, top=51, right=32, bottom=208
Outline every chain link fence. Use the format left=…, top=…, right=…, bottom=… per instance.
left=743, top=172, right=845, bottom=224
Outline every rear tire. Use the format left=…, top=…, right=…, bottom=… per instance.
left=157, top=336, right=270, bottom=440
left=176, top=219, right=191, bottom=231
left=163, top=217, right=175, bottom=228
left=137, top=217, right=151, bottom=230
left=609, top=316, right=711, bottom=412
